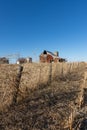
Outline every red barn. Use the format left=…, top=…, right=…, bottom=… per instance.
left=39, top=50, right=66, bottom=63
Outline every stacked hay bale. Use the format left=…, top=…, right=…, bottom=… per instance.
left=0, top=62, right=87, bottom=130
left=0, top=64, right=19, bottom=111
left=17, top=62, right=86, bottom=102
left=0, top=64, right=86, bottom=130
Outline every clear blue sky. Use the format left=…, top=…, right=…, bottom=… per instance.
left=0, top=0, right=87, bottom=62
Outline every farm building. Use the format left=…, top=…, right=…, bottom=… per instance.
left=17, top=57, right=32, bottom=64
left=0, top=57, right=9, bottom=64
left=39, top=50, right=66, bottom=63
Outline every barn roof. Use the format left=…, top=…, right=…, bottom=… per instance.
left=46, top=51, right=59, bottom=58
left=41, top=50, right=59, bottom=59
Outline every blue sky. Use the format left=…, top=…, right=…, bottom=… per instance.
left=0, top=0, right=87, bottom=62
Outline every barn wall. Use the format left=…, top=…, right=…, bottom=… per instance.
left=40, top=54, right=58, bottom=63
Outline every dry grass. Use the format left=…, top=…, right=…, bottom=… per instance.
left=0, top=62, right=87, bottom=130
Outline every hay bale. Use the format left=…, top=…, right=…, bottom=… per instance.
left=17, top=63, right=51, bottom=101
left=0, top=64, right=19, bottom=111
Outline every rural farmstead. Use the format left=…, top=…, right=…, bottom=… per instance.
left=39, top=50, right=66, bottom=63
left=16, top=57, right=32, bottom=64
left=0, top=57, right=9, bottom=64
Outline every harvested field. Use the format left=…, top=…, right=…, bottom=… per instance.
left=0, top=62, right=87, bottom=130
